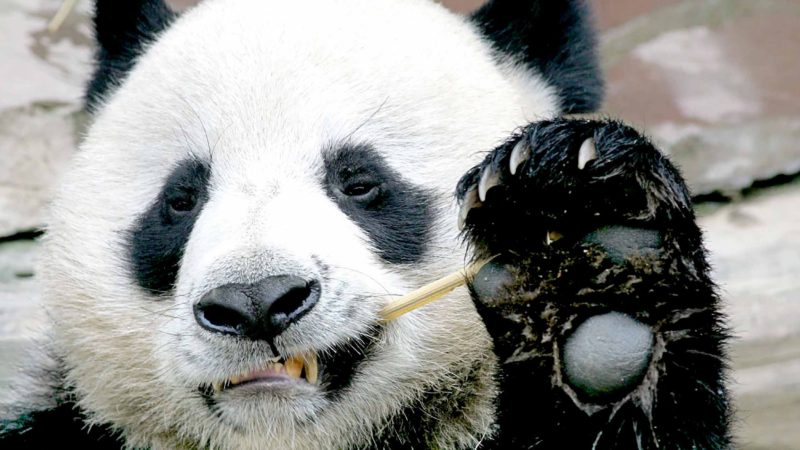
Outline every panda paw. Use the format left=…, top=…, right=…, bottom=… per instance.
left=456, top=118, right=731, bottom=448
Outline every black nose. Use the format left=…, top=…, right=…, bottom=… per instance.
left=194, top=275, right=320, bottom=341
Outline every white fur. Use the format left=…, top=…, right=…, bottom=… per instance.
left=38, top=0, right=560, bottom=448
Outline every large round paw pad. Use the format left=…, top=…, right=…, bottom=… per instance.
left=562, top=312, right=653, bottom=399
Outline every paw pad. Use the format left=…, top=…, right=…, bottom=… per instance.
left=562, top=312, right=654, bottom=399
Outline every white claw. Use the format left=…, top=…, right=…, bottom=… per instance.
left=509, top=140, right=530, bottom=175
left=546, top=230, right=563, bottom=245
left=578, top=137, right=597, bottom=170
left=478, top=165, right=500, bottom=202
left=457, top=188, right=481, bottom=231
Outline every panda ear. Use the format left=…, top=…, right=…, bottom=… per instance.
left=86, top=0, right=176, bottom=111
left=471, top=0, right=604, bottom=114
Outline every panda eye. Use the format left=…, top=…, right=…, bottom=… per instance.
left=342, top=182, right=380, bottom=203
left=167, top=190, right=198, bottom=214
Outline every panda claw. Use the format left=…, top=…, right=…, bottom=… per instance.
left=509, top=139, right=530, bottom=175
left=546, top=230, right=563, bottom=245
left=578, top=137, right=597, bottom=170
left=458, top=188, right=481, bottom=230
left=478, top=165, right=500, bottom=202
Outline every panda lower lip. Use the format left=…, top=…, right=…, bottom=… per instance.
left=213, top=352, right=318, bottom=392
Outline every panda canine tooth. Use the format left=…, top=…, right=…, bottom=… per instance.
left=304, top=353, right=319, bottom=385
left=457, top=188, right=481, bottom=231
left=212, top=381, right=223, bottom=392
left=578, top=137, right=597, bottom=170
left=284, top=356, right=303, bottom=379
left=509, top=140, right=530, bottom=175
left=478, top=166, right=500, bottom=202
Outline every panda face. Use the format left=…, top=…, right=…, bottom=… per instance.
left=41, top=0, right=559, bottom=447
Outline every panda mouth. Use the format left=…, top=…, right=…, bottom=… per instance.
left=211, top=352, right=319, bottom=392
left=201, top=330, right=378, bottom=396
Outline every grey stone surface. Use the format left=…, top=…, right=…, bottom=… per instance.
left=699, top=182, right=800, bottom=450
left=700, top=182, right=800, bottom=343
left=732, top=335, right=800, bottom=450
left=0, top=103, right=83, bottom=237
left=658, top=118, right=800, bottom=196
left=601, top=0, right=800, bottom=196
left=0, top=239, right=42, bottom=339
left=0, top=0, right=90, bottom=237
left=0, top=0, right=92, bottom=110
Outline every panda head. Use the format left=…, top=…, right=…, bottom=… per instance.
left=36, top=0, right=600, bottom=447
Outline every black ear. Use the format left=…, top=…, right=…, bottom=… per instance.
left=471, top=0, right=603, bottom=114
left=1, top=403, right=122, bottom=447
left=86, top=0, right=176, bottom=111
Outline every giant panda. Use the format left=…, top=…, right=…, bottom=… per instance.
left=0, top=0, right=732, bottom=448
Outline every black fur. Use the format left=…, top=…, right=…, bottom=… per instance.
left=86, top=0, right=175, bottom=111
left=0, top=400, right=121, bottom=448
left=457, top=118, right=731, bottom=449
left=323, top=144, right=435, bottom=265
left=471, top=0, right=603, bottom=114
left=129, top=158, right=210, bottom=294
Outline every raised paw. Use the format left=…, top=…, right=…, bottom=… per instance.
left=457, top=119, right=731, bottom=449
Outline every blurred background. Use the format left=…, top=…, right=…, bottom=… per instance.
left=1, top=0, right=798, bottom=448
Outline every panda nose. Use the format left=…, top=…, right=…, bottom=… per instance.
left=193, top=275, right=320, bottom=341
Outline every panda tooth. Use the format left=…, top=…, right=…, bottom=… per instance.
left=212, top=381, right=223, bottom=392
left=304, top=353, right=319, bottom=385
left=578, top=137, right=597, bottom=170
left=457, top=188, right=481, bottom=231
left=284, top=356, right=303, bottom=379
left=509, top=140, right=530, bottom=175
left=478, top=165, right=500, bottom=202
left=229, top=375, right=241, bottom=385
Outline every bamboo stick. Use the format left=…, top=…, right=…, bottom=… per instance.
left=379, top=260, right=484, bottom=322
left=48, top=0, right=80, bottom=34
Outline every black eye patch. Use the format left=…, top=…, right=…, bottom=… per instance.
left=323, top=144, right=434, bottom=265
left=129, top=159, right=210, bottom=294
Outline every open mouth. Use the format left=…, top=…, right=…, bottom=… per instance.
left=200, top=329, right=379, bottom=398
left=211, top=353, right=319, bottom=393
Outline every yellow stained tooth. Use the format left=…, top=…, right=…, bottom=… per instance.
left=213, top=381, right=223, bottom=392
left=229, top=375, right=241, bottom=385
left=285, top=357, right=303, bottom=379
left=272, top=363, right=285, bottom=372
left=304, top=353, right=318, bottom=384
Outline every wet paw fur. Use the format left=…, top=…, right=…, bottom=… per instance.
left=457, top=118, right=731, bottom=449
